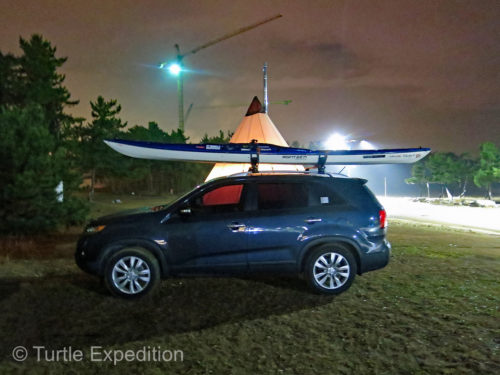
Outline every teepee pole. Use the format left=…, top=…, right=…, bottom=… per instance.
left=263, top=62, right=269, bottom=114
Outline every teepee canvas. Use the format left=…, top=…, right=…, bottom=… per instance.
left=205, top=97, right=304, bottom=181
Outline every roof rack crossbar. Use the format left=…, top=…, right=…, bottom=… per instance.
left=229, top=170, right=349, bottom=178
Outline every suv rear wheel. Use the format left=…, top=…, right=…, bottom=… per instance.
left=104, top=247, right=160, bottom=298
left=305, top=244, right=357, bottom=295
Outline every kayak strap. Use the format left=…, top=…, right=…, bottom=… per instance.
left=317, top=152, right=327, bottom=174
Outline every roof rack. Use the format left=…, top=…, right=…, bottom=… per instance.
left=229, top=170, right=350, bottom=178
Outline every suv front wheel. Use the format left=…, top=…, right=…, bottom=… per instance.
left=305, top=244, right=357, bottom=295
left=104, top=247, right=160, bottom=298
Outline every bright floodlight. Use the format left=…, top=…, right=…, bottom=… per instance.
left=360, top=140, right=376, bottom=150
left=168, top=63, right=182, bottom=76
left=325, top=133, right=350, bottom=150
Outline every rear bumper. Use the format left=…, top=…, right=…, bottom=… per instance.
left=360, top=239, right=391, bottom=274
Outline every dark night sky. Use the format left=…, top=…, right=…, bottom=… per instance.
left=1, top=0, right=499, bottom=152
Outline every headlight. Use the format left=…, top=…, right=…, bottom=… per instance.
left=86, top=225, right=106, bottom=234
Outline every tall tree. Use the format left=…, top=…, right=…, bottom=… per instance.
left=124, top=122, right=173, bottom=194
left=405, top=159, right=431, bottom=197
left=426, top=152, right=461, bottom=197
left=0, top=35, right=87, bottom=234
left=76, top=96, right=127, bottom=200
left=16, top=34, right=79, bottom=137
left=0, top=105, right=87, bottom=233
left=0, top=51, right=17, bottom=105
left=453, top=154, right=478, bottom=197
left=474, top=142, right=500, bottom=199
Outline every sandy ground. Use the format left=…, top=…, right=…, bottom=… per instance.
left=379, top=197, right=500, bottom=235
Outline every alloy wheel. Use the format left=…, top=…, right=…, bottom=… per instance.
left=111, top=256, right=151, bottom=294
left=313, top=252, right=350, bottom=289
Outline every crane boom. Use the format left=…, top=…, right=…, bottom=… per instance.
left=184, top=14, right=282, bottom=57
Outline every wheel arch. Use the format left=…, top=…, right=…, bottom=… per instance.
left=97, top=238, right=169, bottom=277
left=299, top=237, right=362, bottom=275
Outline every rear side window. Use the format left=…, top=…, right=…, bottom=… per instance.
left=323, top=180, right=380, bottom=210
left=309, top=182, right=346, bottom=206
left=257, top=183, right=308, bottom=210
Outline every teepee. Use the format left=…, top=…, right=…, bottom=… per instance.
left=205, top=96, right=304, bottom=181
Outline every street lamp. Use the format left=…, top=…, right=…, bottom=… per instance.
left=325, top=133, right=350, bottom=150
left=158, top=14, right=283, bottom=132
left=159, top=45, right=185, bottom=132
left=167, top=63, right=182, bottom=76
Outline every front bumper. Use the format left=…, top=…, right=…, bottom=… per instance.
left=75, top=236, right=100, bottom=275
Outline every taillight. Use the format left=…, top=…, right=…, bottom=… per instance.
left=379, top=209, right=387, bottom=228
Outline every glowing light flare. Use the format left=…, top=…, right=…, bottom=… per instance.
left=359, top=140, right=376, bottom=150
left=167, top=63, right=182, bottom=76
left=324, top=133, right=350, bottom=150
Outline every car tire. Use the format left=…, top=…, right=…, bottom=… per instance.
left=104, top=247, right=160, bottom=298
left=305, top=243, right=357, bottom=295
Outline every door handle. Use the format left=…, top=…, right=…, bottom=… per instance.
left=305, top=218, right=322, bottom=224
left=227, top=223, right=246, bottom=232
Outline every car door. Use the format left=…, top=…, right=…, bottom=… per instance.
left=163, top=182, right=251, bottom=273
left=245, top=181, right=319, bottom=272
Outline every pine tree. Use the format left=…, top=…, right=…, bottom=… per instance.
left=405, top=159, right=431, bottom=197
left=0, top=105, right=87, bottom=233
left=426, top=152, right=463, bottom=197
left=0, top=51, right=17, bottom=105
left=474, top=142, right=500, bottom=199
left=0, top=35, right=88, bottom=234
left=16, top=35, right=79, bottom=137
left=452, top=154, right=477, bottom=197
left=75, top=96, right=127, bottom=200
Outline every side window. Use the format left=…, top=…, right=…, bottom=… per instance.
left=192, top=184, right=245, bottom=214
left=309, top=182, right=346, bottom=206
left=257, top=183, right=308, bottom=210
left=203, top=184, right=243, bottom=206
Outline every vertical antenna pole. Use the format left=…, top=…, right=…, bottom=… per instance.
left=263, top=62, right=268, bottom=113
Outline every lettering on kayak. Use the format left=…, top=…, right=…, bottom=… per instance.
left=281, top=155, right=308, bottom=160
left=206, top=145, right=221, bottom=150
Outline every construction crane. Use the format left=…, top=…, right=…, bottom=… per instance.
left=159, top=14, right=283, bottom=131
left=195, top=100, right=292, bottom=110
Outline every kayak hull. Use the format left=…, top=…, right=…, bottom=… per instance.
left=104, top=139, right=430, bottom=165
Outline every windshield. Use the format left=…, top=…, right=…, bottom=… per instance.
left=166, top=182, right=207, bottom=208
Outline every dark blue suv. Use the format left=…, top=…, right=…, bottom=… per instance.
left=76, top=173, right=390, bottom=298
